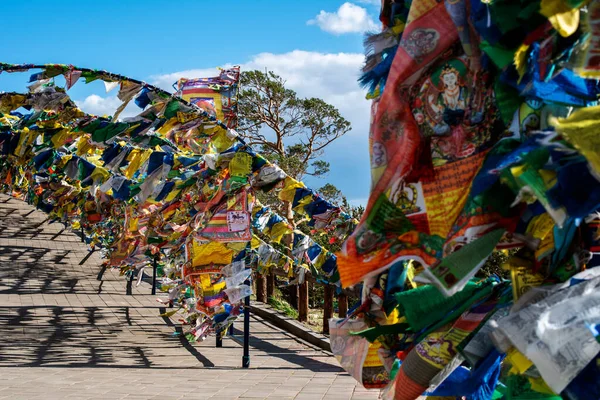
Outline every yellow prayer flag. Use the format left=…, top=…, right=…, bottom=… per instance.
left=278, top=177, right=304, bottom=203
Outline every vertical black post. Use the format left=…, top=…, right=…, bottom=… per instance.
left=80, top=222, right=84, bottom=243
left=242, top=243, right=251, bottom=368
left=126, top=270, right=134, bottom=296
left=151, top=257, right=157, bottom=295
left=96, top=265, right=107, bottom=281
left=216, top=330, right=223, bottom=348
left=242, top=293, right=250, bottom=368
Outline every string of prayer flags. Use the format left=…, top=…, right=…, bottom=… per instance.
left=0, top=62, right=357, bottom=343
left=331, top=0, right=600, bottom=398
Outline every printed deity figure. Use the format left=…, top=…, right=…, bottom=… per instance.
left=428, top=65, right=467, bottom=135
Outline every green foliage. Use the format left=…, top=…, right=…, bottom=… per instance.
left=319, top=183, right=365, bottom=219
left=318, top=183, right=344, bottom=206
left=347, top=202, right=365, bottom=220
left=268, top=293, right=299, bottom=319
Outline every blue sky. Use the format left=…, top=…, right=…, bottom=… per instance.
left=0, top=0, right=380, bottom=205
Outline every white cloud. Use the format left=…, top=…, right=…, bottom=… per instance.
left=307, top=2, right=378, bottom=35
left=75, top=94, right=140, bottom=119
left=76, top=94, right=120, bottom=116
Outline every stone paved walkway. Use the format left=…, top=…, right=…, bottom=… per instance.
left=0, top=195, right=380, bottom=400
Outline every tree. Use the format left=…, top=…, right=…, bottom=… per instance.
left=318, top=183, right=344, bottom=206
left=238, top=70, right=351, bottom=180
left=319, top=183, right=365, bottom=220
left=238, top=70, right=353, bottom=322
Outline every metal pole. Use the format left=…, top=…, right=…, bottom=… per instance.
left=216, top=331, right=223, bottom=348
left=242, top=293, right=250, bottom=368
left=242, top=243, right=251, bottom=368
left=151, top=257, right=157, bottom=295
left=96, top=265, right=107, bottom=281
left=126, top=270, right=133, bottom=296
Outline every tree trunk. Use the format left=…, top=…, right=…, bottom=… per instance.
left=338, top=293, right=348, bottom=318
left=255, top=273, right=266, bottom=303
left=298, top=280, right=309, bottom=322
left=323, top=285, right=334, bottom=334
left=266, top=271, right=275, bottom=300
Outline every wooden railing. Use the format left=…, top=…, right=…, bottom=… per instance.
left=254, top=270, right=353, bottom=334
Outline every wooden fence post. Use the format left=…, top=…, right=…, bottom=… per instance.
left=322, top=285, right=334, bottom=334
left=266, top=272, right=275, bottom=300
left=255, top=273, right=266, bottom=303
left=298, top=281, right=309, bottom=322
left=338, top=293, right=348, bottom=318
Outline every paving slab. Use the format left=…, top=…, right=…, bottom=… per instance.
left=0, top=195, right=381, bottom=399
